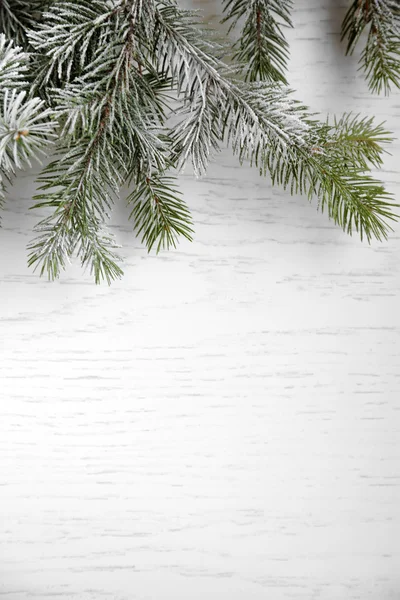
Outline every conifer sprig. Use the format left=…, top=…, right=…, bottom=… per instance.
left=261, top=116, right=397, bottom=242
left=26, top=0, right=172, bottom=281
left=0, top=34, right=55, bottom=217
left=153, top=5, right=398, bottom=241
left=128, top=174, right=194, bottom=252
left=0, top=33, right=28, bottom=91
left=0, top=0, right=398, bottom=283
left=342, top=0, right=400, bottom=94
left=0, top=0, right=47, bottom=49
left=154, top=2, right=310, bottom=176
left=221, top=0, right=293, bottom=83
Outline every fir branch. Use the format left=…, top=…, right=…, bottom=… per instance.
left=0, top=90, right=55, bottom=173
left=27, top=134, right=126, bottom=283
left=153, top=5, right=398, bottom=240
left=170, top=75, right=225, bottom=176
left=0, top=33, right=28, bottom=94
left=154, top=2, right=309, bottom=177
left=28, top=212, right=124, bottom=284
left=128, top=173, right=194, bottom=252
left=0, top=35, right=56, bottom=220
left=221, top=0, right=293, bottom=83
left=78, top=224, right=124, bottom=285
left=342, top=0, right=400, bottom=94
left=26, top=0, right=178, bottom=282
left=0, top=0, right=47, bottom=50
left=28, top=0, right=116, bottom=89
left=261, top=113, right=398, bottom=241
left=0, top=0, right=398, bottom=283
left=321, top=113, right=392, bottom=169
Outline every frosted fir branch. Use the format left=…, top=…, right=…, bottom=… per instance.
left=170, top=76, right=225, bottom=177
left=27, top=216, right=76, bottom=280
left=0, top=33, right=29, bottom=96
left=78, top=224, right=124, bottom=285
left=154, top=2, right=398, bottom=241
left=342, top=0, right=400, bottom=94
left=26, top=0, right=171, bottom=283
left=0, top=88, right=56, bottom=221
left=29, top=0, right=311, bottom=243
left=0, top=0, right=47, bottom=49
left=31, top=0, right=168, bottom=167
left=27, top=209, right=124, bottom=284
left=0, top=0, right=398, bottom=283
left=28, top=1, right=117, bottom=88
left=0, top=90, right=55, bottom=170
left=0, top=34, right=56, bottom=221
left=154, top=3, right=310, bottom=177
left=221, top=0, right=293, bottom=83
left=260, top=115, right=398, bottom=242
left=28, top=0, right=159, bottom=92
left=27, top=136, right=125, bottom=283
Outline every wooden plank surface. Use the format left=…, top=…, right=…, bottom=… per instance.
left=1, top=1, right=399, bottom=598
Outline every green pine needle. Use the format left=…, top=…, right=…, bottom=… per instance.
left=221, top=0, right=293, bottom=84
left=0, top=0, right=398, bottom=283
left=128, top=174, right=194, bottom=253
left=341, top=0, right=400, bottom=95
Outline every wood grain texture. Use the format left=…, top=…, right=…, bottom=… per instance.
left=1, top=1, right=400, bottom=599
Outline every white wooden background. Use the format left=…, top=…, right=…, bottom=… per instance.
left=1, top=1, right=400, bottom=599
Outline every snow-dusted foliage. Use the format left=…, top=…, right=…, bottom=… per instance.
left=0, top=34, right=55, bottom=217
left=0, top=0, right=398, bottom=282
left=342, top=0, right=400, bottom=94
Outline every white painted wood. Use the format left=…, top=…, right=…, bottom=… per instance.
left=1, top=1, right=400, bottom=599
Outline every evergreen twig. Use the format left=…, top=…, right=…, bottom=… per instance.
left=0, top=0, right=398, bottom=283
left=221, top=0, right=293, bottom=83
left=0, top=34, right=55, bottom=219
left=341, top=0, right=400, bottom=94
